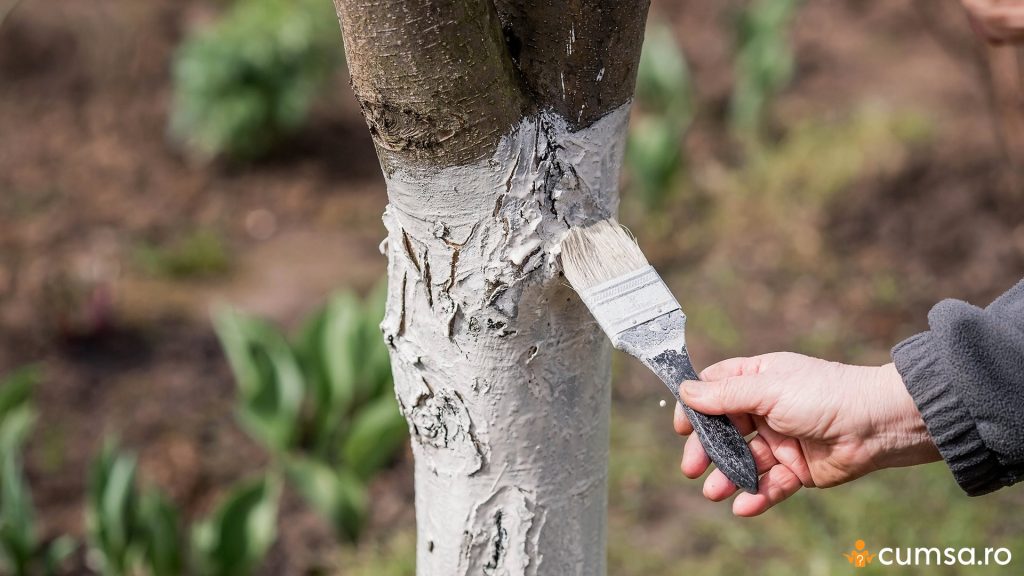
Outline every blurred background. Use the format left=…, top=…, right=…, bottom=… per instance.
left=2, top=0, right=1024, bottom=574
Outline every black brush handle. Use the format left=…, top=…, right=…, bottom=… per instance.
left=648, top=347, right=760, bottom=494
left=612, top=310, right=759, bottom=494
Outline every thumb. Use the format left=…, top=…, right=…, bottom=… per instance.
left=679, top=375, right=776, bottom=416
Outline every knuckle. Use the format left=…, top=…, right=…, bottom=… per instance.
left=718, top=377, right=740, bottom=407
left=749, top=356, right=765, bottom=375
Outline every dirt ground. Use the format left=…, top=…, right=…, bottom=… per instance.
left=2, top=0, right=1023, bottom=574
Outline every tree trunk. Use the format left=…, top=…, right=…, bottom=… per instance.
left=332, top=1, right=649, bottom=573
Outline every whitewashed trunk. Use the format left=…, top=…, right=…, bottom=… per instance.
left=378, top=104, right=631, bottom=575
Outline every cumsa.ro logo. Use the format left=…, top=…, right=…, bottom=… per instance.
left=843, top=539, right=875, bottom=568
left=843, top=539, right=1012, bottom=568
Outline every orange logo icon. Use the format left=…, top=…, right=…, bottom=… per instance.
left=844, top=539, right=876, bottom=568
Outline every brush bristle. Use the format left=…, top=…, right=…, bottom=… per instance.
left=561, top=219, right=650, bottom=290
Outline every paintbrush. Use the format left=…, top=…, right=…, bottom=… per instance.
left=561, top=219, right=759, bottom=494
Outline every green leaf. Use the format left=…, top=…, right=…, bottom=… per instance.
left=0, top=406, right=35, bottom=460
left=636, top=21, right=693, bottom=123
left=0, top=449, right=35, bottom=576
left=101, top=455, right=137, bottom=563
left=292, top=302, right=335, bottom=455
left=42, top=536, right=76, bottom=576
left=0, top=369, right=76, bottom=576
left=138, top=489, right=183, bottom=576
left=214, top=308, right=267, bottom=402
left=629, top=21, right=693, bottom=214
left=284, top=457, right=367, bottom=542
left=627, top=117, right=684, bottom=211
left=730, top=0, right=802, bottom=136
left=134, top=229, right=231, bottom=280
left=294, top=302, right=330, bottom=390
left=214, top=307, right=305, bottom=453
left=357, top=282, right=393, bottom=403
left=0, top=366, right=37, bottom=425
left=86, top=441, right=143, bottom=576
left=168, top=0, right=342, bottom=161
left=192, top=475, right=281, bottom=576
left=340, top=394, right=407, bottom=481
left=322, top=291, right=362, bottom=414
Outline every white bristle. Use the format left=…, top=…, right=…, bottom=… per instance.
left=561, top=219, right=650, bottom=290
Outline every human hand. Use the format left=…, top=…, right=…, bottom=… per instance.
left=962, top=0, right=1024, bottom=44
left=674, top=352, right=941, bottom=517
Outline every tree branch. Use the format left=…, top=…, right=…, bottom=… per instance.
left=333, top=0, right=528, bottom=169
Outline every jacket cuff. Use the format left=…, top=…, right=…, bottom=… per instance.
left=892, top=331, right=1007, bottom=496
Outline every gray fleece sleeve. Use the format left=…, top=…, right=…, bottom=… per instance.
left=892, top=279, right=1024, bottom=496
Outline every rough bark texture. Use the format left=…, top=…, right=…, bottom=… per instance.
left=334, top=0, right=649, bottom=169
left=333, top=0, right=527, bottom=169
left=493, top=0, right=649, bottom=127
left=332, top=1, right=649, bottom=573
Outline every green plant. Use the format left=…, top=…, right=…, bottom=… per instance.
left=0, top=367, right=36, bottom=428
left=215, top=311, right=305, bottom=453
left=283, top=457, right=367, bottom=542
left=627, top=117, right=685, bottom=213
left=0, top=367, right=75, bottom=576
left=627, top=20, right=694, bottom=213
left=635, top=21, right=693, bottom=124
left=85, top=442, right=149, bottom=575
left=169, top=0, right=342, bottom=161
left=294, top=287, right=397, bottom=461
left=86, top=441, right=187, bottom=576
left=135, top=229, right=232, bottom=280
left=191, top=475, right=280, bottom=576
left=138, top=490, right=184, bottom=576
left=87, top=439, right=280, bottom=576
left=214, top=284, right=406, bottom=541
left=730, top=0, right=802, bottom=138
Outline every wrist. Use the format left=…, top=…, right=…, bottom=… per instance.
left=867, top=363, right=941, bottom=470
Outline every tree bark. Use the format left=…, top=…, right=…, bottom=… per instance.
left=332, top=1, right=649, bottom=573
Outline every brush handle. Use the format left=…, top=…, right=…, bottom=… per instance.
left=648, top=348, right=759, bottom=494
left=614, top=311, right=759, bottom=494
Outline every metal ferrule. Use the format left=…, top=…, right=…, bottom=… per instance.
left=577, top=265, right=681, bottom=343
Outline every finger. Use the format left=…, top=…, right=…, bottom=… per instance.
left=702, top=468, right=735, bottom=501
left=968, top=13, right=999, bottom=42
left=732, top=464, right=804, bottom=517
left=675, top=404, right=751, bottom=436
left=973, top=7, right=1024, bottom=43
left=679, top=375, right=777, bottom=417
left=989, top=6, right=1024, bottom=30
left=754, top=420, right=814, bottom=487
left=684, top=417, right=755, bottom=482
left=976, top=18, right=1008, bottom=43
left=699, top=356, right=763, bottom=381
left=731, top=413, right=755, bottom=436
left=702, top=434, right=777, bottom=501
left=749, top=434, right=778, bottom=474
left=681, top=432, right=710, bottom=479
left=673, top=402, right=693, bottom=436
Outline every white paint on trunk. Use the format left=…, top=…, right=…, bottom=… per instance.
left=379, top=102, right=631, bottom=575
